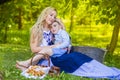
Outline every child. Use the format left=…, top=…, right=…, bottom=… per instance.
left=36, top=19, right=71, bottom=59
left=48, top=19, right=71, bottom=57
left=17, top=19, right=71, bottom=68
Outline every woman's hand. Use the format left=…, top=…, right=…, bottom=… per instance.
left=38, top=46, right=53, bottom=56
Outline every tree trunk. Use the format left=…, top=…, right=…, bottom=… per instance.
left=69, top=1, right=73, bottom=33
left=18, top=8, right=22, bottom=30
left=106, top=14, right=120, bottom=54
left=4, top=25, right=7, bottom=43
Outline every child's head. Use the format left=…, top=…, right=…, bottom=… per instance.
left=50, top=21, right=61, bottom=34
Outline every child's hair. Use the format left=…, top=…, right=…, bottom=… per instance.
left=54, top=20, right=61, bottom=26
left=51, top=19, right=65, bottom=30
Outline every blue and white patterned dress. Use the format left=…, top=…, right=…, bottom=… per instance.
left=40, top=31, right=53, bottom=46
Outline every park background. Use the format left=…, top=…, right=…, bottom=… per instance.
left=0, top=0, right=120, bottom=80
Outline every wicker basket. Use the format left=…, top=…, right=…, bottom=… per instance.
left=31, top=54, right=60, bottom=75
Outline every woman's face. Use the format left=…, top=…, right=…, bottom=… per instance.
left=45, top=10, right=56, bottom=25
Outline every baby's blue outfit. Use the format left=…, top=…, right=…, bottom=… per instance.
left=51, top=29, right=70, bottom=57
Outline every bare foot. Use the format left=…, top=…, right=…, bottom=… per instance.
left=16, top=64, right=27, bottom=71
left=16, top=61, right=29, bottom=68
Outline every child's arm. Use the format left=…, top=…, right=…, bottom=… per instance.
left=49, top=30, right=70, bottom=49
left=55, top=30, right=70, bottom=49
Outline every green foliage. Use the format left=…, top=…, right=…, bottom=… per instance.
left=90, top=0, right=120, bottom=25
left=0, top=29, right=30, bottom=45
left=0, top=0, right=119, bottom=53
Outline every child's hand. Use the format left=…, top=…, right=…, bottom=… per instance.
left=50, top=43, right=61, bottom=48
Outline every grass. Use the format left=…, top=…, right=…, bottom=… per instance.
left=0, top=44, right=94, bottom=80
left=0, top=44, right=120, bottom=80
left=0, top=24, right=120, bottom=80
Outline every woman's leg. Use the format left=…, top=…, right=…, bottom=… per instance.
left=16, top=64, right=27, bottom=71
left=71, top=60, right=120, bottom=79
left=38, top=47, right=53, bottom=56
left=16, top=54, right=44, bottom=70
left=51, top=52, right=93, bottom=73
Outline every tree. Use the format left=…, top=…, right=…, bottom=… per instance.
left=0, top=1, right=13, bottom=43
left=91, top=0, right=120, bottom=54
left=62, top=0, right=79, bottom=33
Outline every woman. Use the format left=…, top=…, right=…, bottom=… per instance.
left=16, top=6, right=57, bottom=71
left=16, top=7, right=120, bottom=79
left=16, top=7, right=70, bottom=71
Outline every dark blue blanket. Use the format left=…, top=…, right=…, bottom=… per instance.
left=51, top=51, right=93, bottom=73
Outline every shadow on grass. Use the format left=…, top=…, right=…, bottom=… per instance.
left=104, top=53, right=120, bottom=68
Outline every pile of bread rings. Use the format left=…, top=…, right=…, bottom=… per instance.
left=26, top=66, right=45, bottom=77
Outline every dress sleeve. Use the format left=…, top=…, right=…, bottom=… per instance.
left=56, top=30, right=70, bottom=49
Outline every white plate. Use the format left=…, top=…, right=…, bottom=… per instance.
left=21, top=66, right=50, bottom=79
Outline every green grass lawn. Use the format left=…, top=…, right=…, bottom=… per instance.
left=0, top=44, right=120, bottom=80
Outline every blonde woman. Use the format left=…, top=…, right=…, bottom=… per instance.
left=16, top=7, right=58, bottom=71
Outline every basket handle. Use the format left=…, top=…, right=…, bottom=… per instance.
left=30, top=53, right=50, bottom=67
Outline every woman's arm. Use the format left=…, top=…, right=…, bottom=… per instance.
left=30, top=36, right=43, bottom=53
left=30, top=35, right=50, bottom=54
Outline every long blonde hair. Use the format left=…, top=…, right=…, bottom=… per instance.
left=30, top=7, right=56, bottom=46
